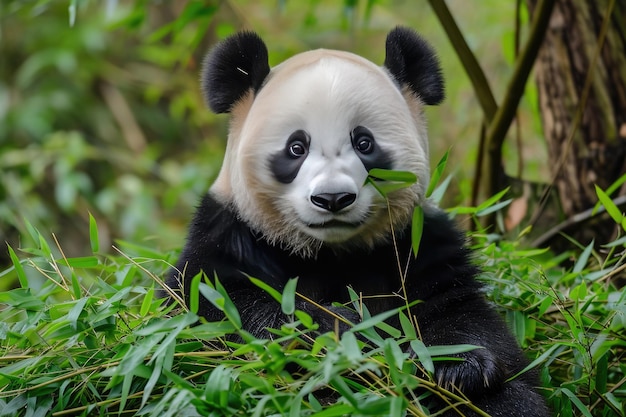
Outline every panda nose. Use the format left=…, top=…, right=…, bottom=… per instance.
left=311, top=192, right=357, bottom=212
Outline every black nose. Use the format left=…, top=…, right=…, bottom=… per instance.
left=310, top=192, right=357, bottom=212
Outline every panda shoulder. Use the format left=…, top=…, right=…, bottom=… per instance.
left=419, top=208, right=478, bottom=276
left=184, top=193, right=251, bottom=254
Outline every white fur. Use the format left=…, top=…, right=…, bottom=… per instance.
left=212, top=49, right=431, bottom=257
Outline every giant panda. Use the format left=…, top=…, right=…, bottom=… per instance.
left=166, top=27, right=550, bottom=416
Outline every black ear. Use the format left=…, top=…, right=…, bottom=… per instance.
left=201, top=31, right=270, bottom=113
left=384, top=27, right=444, bottom=105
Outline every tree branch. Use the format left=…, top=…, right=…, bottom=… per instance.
left=482, top=0, right=555, bottom=202
left=531, top=194, right=626, bottom=248
left=427, top=0, right=498, bottom=123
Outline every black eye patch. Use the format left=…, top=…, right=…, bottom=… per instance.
left=350, top=126, right=393, bottom=172
left=270, top=130, right=310, bottom=183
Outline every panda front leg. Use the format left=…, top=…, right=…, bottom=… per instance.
left=418, top=302, right=510, bottom=398
left=413, top=292, right=549, bottom=416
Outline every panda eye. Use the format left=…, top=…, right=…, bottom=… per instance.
left=289, top=142, right=306, bottom=157
left=356, top=137, right=373, bottom=153
left=351, top=126, right=375, bottom=154
left=286, top=130, right=309, bottom=159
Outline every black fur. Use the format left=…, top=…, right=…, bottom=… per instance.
left=350, top=126, right=393, bottom=172
left=384, top=27, right=445, bottom=105
left=270, top=130, right=311, bottom=184
left=203, top=27, right=444, bottom=114
left=201, top=31, right=270, bottom=113
left=167, top=193, right=549, bottom=417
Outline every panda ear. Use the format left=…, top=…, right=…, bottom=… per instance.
left=384, top=27, right=445, bottom=106
left=201, top=31, right=270, bottom=113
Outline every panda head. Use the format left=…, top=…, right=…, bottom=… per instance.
left=202, top=27, right=444, bottom=257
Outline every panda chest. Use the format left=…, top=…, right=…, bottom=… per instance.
left=286, top=252, right=402, bottom=307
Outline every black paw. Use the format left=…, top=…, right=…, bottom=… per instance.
left=434, top=348, right=507, bottom=397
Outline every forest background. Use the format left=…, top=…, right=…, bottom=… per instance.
left=0, top=1, right=625, bottom=416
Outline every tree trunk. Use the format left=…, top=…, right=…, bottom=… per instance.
left=527, top=0, right=626, bottom=247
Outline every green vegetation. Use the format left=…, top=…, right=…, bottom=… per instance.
left=1, top=1, right=624, bottom=416
left=1, top=188, right=625, bottom=416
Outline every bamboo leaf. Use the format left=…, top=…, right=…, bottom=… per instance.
left=592, top=173, right=626, bottom=214
left=341, top=331, right=362, bottom=362
left=561, top=387, right=594, bottom=417
left=398, top=310, right=416, bottom=340
left=449, top=205, right=479, bottom=215
left=427, top=344, right=483, bottom=357
left=294, top=309, right=314, bottom=329
left=249, top=276, right=282, bottom=304
left=507, top=343, right=563, bottom=382
left=56, top=256, right=99, bottom=268
left=309, top=403, right=354, bottom=417
left=477, top=187, right=510, bottom=211
left=38, top=233, right=52, bottom=259
left=596, top=352, right=608, bottom=394
left=189, top=272, right=201, bottom=314
left=366, top=168, right=417, bottom=198
left=595, top=185, right=624, bottom=224
left=7, top=245, right=28, bottom=288
left=350, top=307, right=403, bottom=333
left=89, top=212, right=99, bottom=253
left=368, top=168, right=417, bottom=183
left=70, top=271, right=82, bottom=299
left=281, top=277, right=297, bottom=315
left=371, top=181, right=415, bottom=196
left=410, top=339, right=434, bottom=375
left=428, top=174, right=452, bottom=205
left=67, top=297, right=88, bottom=330
left=573, top=240, right=594, bottom=273
left=141, top=345, right=167, bottom=408
left=209, top=277, right=241, bottom=329
left=476, top=199, right=513, bottom=217
left=411, top=206, right=424, bottom=257
left=426, top=150, right=449, bottom=197
left=140, top=285, right=155, bottom=316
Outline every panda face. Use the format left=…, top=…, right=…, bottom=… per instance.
left=213, top=49, right=431, bottom=255
left=269, top=122, right=385, bottom=243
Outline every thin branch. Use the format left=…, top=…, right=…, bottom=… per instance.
left=483, top=0, right=555, bottom=200
left=427, top=0, right=498, bottom=123
left=100, top=82, right=147, bottom=154
left=470, top=123, right=486, bottom=208
left=514, top=0, right=524, bottom=181
left=485, top=0, right=554, bottom=154
left=531, top=194, right=626, bottom=248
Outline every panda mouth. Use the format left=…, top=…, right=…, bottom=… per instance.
left=307, top=219, right=364, bottom=229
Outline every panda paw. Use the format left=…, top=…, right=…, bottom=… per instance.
left=434, top=348, right=507, bottom=397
